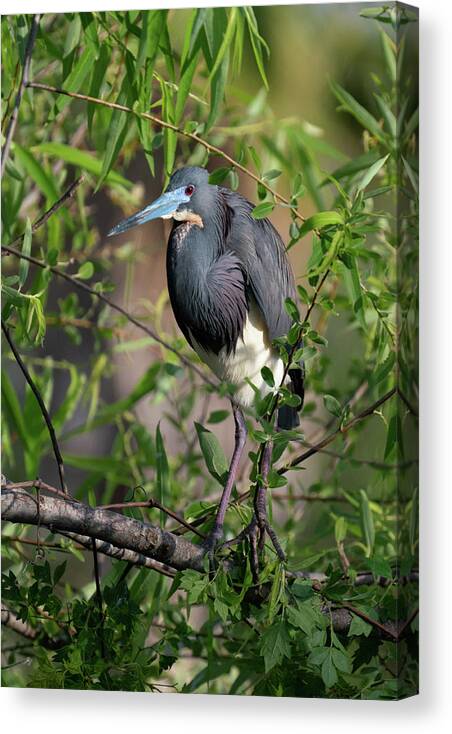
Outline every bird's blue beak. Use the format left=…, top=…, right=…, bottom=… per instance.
left=107, top=186, right=190, bottom=237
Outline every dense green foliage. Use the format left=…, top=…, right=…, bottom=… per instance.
left=2, top=5, right=418, bottom=698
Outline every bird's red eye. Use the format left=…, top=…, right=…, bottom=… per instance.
left=185, top=185, right=195, bottom=196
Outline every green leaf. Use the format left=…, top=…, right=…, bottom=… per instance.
left=359, top=489, right=375, bottom=557
left=54, top=46, right=96, bottom=114
left=323, top=150, right=381, bottom=186
left=96, top=93, right=131, bottom=191
left=195, top=423, right=229, bottom=485
left=261, top=366, right=275, bottom=388
left=207, top=6, right=237, bottom=82
left=19, top=218, right=32, bottom=288
left=243, top=7, right=269, bottom=89
left=357, top=154, right=390, bottom=192
left=334, top=516, right=347, bottom=544
left=331, top=648, right=351, bottom=674
left=323, top=394, right=342, bottom=418
left=369, top=352, right=396, bottom=388
left=206, top=49, right=229, bottom=131
left=63, top=364, right=161, bottom=438
left=251, top=201, right=275, bottom=220
left=348, top=614, right=373, bottom=638
left=321, top=653, right=338, bottom=688
left=330, top=79, right=386, bottom=143
left=14, top=145, right=60, bottom=202
left=297, top=211, right=343, bottom=239
left=33, top=143, right=132, bottom=189
left=1, top=368, right=29, bottom=450
left=367, top=556, right=392, bottom=579
left=76, top=261, right=94, bottom=280
left=156, top=424, right=170, bottom=527
left=342, top=258, right=366, bottom=330
left=287, top=601, right=316, bottom=635
left=263, top=169, right=282, bottom=181
left=207, top=409, right=229, bottom=424
left=260, top=621, right=291, bottom=673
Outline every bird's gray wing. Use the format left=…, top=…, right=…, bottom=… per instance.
left=220, top=189, right=296, bottom=341
left=220, top=189, right=305, bottom=417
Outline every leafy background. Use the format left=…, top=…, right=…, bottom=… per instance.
left=1, top=3, right=418, bottom=698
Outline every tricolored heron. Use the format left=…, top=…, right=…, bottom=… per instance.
left=109, top=167, right=304, bottom=560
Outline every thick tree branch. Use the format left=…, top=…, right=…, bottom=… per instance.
left=1, top=487, right=205, bottom=572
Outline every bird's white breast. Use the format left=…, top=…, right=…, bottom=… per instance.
left=190, top=301, right=284, bottom=408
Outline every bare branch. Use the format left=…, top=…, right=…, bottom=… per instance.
left=1, top=487, right=205, bottom=572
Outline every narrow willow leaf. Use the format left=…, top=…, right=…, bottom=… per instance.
left=357, top=154, right=390, bottom=192
left=14, top=145, right=60, bottom=202
left=243, top=7, right=269, bottom=89
left=55, top=46, right=95, bottom=114
left=323, top=150, right=381, bottom=186
left=402, top=156, right=419, bottom=194
left=33, top=142, right=133, bottom=189
left=87, top=44, right=110, bottom=135
left=330, top=79, right=386, bottom=143
left=335, top=516, right=347, bottom=543
left=63, top=364, right=161, bottom=438
left=206, top=49, right=229, bottom=131
left=369, top=351, right=396, bottom=387
left=342, top=259, right=366, bottom=330
left=380, top=29, right=397, bottom=82
left=359, top=489, right=375, bottom=557
left=19, top=218, right=32, bottom=288
left=175, top=50, right=199, bottom=124
left=156, top=424, right=170, bottom=527
left=1, top=368, right=29, bottom=450
left=208, top=6, right=237, bottom=82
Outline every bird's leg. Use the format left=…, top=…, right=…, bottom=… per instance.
left=224, top=440, right=285, bottom=578
left=202, top=404, right=247, bottom=557
left=254, top=441, right=286, bottom=562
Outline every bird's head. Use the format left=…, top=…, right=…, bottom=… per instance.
left=108, top=166, right=212, bottom=237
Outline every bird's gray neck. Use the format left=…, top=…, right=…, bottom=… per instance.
left=167, top=215, right=223, bottom=290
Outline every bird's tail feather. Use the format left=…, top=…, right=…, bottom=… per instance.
left=277, top=404, right=300, bottom=430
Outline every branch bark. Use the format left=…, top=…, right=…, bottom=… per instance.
left=1, top=487, right=205, bottom=572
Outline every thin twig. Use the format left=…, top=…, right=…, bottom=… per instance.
left=1, top=15, right=40, bottom=177
left=27, top=81, right=308, bottom=224
left=99, top=500, right=206, bottom=539
left=8, top=175, right=85, bottom=248
left=1, top=244, right=216, bottom=388
left=279, top=387, right=397, bottom=474
left=1, top=323, right=68, bottom=495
